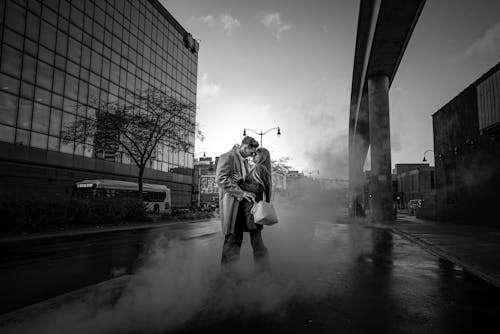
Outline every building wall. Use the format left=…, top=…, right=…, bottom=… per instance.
left=432, top=62, right=500, bottom=224
left=396, top=164, right=434, bottom=206
left=0, top=0, right=198, bottom=207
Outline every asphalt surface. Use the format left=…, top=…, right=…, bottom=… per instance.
left=0, top=220, right=220, bottom=314
left=1, top=202, right=499, bottom=333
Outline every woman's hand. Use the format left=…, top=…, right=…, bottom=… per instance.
left=241, top=191, right=255, bottom=203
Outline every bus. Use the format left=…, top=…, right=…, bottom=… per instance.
left=73, top=179, right=171, bottom=215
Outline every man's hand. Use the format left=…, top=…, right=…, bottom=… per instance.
left=241, top=191, right=255, bottom=203
left=231, top=174, right=242, bottom=183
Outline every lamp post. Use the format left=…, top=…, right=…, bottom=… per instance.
left=194, top=151, right=206, bottom=207
left=243, top=127, right=281, bottom=146
left=422, top=150, right=434, bottom=162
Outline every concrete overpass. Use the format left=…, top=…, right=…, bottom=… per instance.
left=348, top=0, right=426, bottom=220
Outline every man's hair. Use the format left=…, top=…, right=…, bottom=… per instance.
left=241, top=136, right=259, bottom=148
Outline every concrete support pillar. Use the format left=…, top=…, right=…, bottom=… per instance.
left=349, top=94, right=369, bottom=217
left=368, top=74, right=395, bottom=221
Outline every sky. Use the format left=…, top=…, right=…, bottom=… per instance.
left=162, top=0, right=500, bottom=179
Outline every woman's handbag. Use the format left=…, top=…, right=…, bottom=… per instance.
left=251, top=201, right=278, bottom=225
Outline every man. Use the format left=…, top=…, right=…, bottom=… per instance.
left=215, top=136, right=259, bottom=266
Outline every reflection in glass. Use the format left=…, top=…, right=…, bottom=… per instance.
left=1, top=45, right=22, bottom=78
left=49, top=108, right=62, bottom=136
left=40, top=21, right=57, bottom=49
left=36, top=61, right=54, bottom=90
left=30, top=132, right=48, bottom=149
left=0, top=124, right=16, bottom=143
left=16, top=128, right=30, bottom=146
left=0, top=74, right=20, bottom=96
left=18, top=98, right=33, bottom=129
left=34, top=87, right=51, bottom=106
left=23, top=54, right=36, bottom=82
left=32, top=103, right=51, bottom=133
left=48, top=136, right=60, bottom=151
left=4, top=28, right=24, bottom=50
left=5, top=1, right=26, bottom=34
left=0, top=92, right=18, bottom=126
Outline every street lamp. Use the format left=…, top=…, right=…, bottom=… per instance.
left=243, top=127, right=281, bottom=146
left=422, top=150, right=434, bottom=162
left=193, top=151, right=206, bottom=207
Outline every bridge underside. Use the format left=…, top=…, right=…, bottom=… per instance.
left=348, top=0, right=426, bottom=220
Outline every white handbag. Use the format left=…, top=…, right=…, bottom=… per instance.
left=251, top=201, right=278, bottom=225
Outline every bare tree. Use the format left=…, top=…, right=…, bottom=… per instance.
left=61, top=87, right=196, bottom=198
left=272, top=156, right=293, bottom=174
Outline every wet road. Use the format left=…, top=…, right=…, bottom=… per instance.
left=0, top=220, right=220, bottom=314
left=1, top=202, right=500, bottom=333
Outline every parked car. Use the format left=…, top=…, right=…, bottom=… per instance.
left=407, top=199, right=422, bottom=215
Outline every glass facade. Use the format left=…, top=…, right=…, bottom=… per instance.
left=0, top=0, right=198, bottom=171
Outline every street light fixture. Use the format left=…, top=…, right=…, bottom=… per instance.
left=242, top=127, right=281, bottom=146
left=422, top=150, right=434, bottom=162
left=193, top=151, right=206, bottom=207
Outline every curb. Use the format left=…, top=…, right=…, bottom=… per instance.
left=0, top=275, right=132, bottom=328
left=389, top=226, right=500, bottom=289
left=0, top=218, right=218, bottom=244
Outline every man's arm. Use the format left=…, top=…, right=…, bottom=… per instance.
left=215, top=153, right=254, bottom=202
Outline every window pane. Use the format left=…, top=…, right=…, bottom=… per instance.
left=0, top=92, right=18, bottom=126
left=68, top=38, right=81, bottom=63
left=32, top=103, right=50, bottom=133
left=36, top=61, right=54, bottom=90
left=16, top=129, right=30, bottom=145
left=64, top=75, right=79, bottom=101
left=38, top=46, right=55, bottom=65
left=0, top=124, right=16, bottom=143
left=60, top=140, right=74, bottom=154
left=30, top=132, right=48, bottom=149
left=3, top=28, right=24, bottom=50
left=52, top=93, right=63, bottom=109
left=5, top=1, right=26, bottom=34
left=34, top=87, right=51, bottom=105
left=40, top=21, right=57, bottom=49
left=49, top=108, right=62, bottom=136
left=53, top=70, right=65, bottom=94
left=78, top=80, right=88, bottom=104
left=70, top=7, right=83, bottom=26
left=48, top=136, right=60, bottom=151
left=0, top=73, right=20, bottom=96
left=41, top=6, right=57, bottom=26
left=20, top=82, right=34, bottom=99
left=56, top=31, right=68, bottom=55
left=18, top=98, right=33, bottom=129
left=81, top=46, right=91, bottom=69
left=0, top=45, right=22, bottom=78
left=91, top=51, right=102, bottom=74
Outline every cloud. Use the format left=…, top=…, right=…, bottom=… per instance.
left=189, top=14, right=241, bottom=36
left=261, top=12, right=292, bottom=40
left=455, top=20, right=500, bottom=61
left=198, top=73, right=221, bottom=101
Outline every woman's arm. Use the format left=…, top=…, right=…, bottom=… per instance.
left=237, top=179, right=263, bottom=194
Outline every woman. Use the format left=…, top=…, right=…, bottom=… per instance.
left=234, top=147, right=272, bottom=272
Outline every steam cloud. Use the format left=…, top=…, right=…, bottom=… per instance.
left=2, top=185, right=370, bottom=334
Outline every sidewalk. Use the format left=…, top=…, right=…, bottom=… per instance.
left=389, top=214, right=500, bottom=288
left=0, top=217, right=218, bottom=243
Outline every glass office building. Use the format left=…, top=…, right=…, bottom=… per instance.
left=0, top=0, right=199, bottom=206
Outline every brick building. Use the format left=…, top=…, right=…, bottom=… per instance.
left=432, top=61, right=500, bottom=224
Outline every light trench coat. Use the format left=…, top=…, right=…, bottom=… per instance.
left=215, top=145, right=248, bottom=236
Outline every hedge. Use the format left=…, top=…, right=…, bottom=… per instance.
left=0, top=198, right=150, bottom=233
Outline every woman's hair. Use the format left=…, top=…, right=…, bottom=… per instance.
left=250, top=147, right=272, bottom=201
